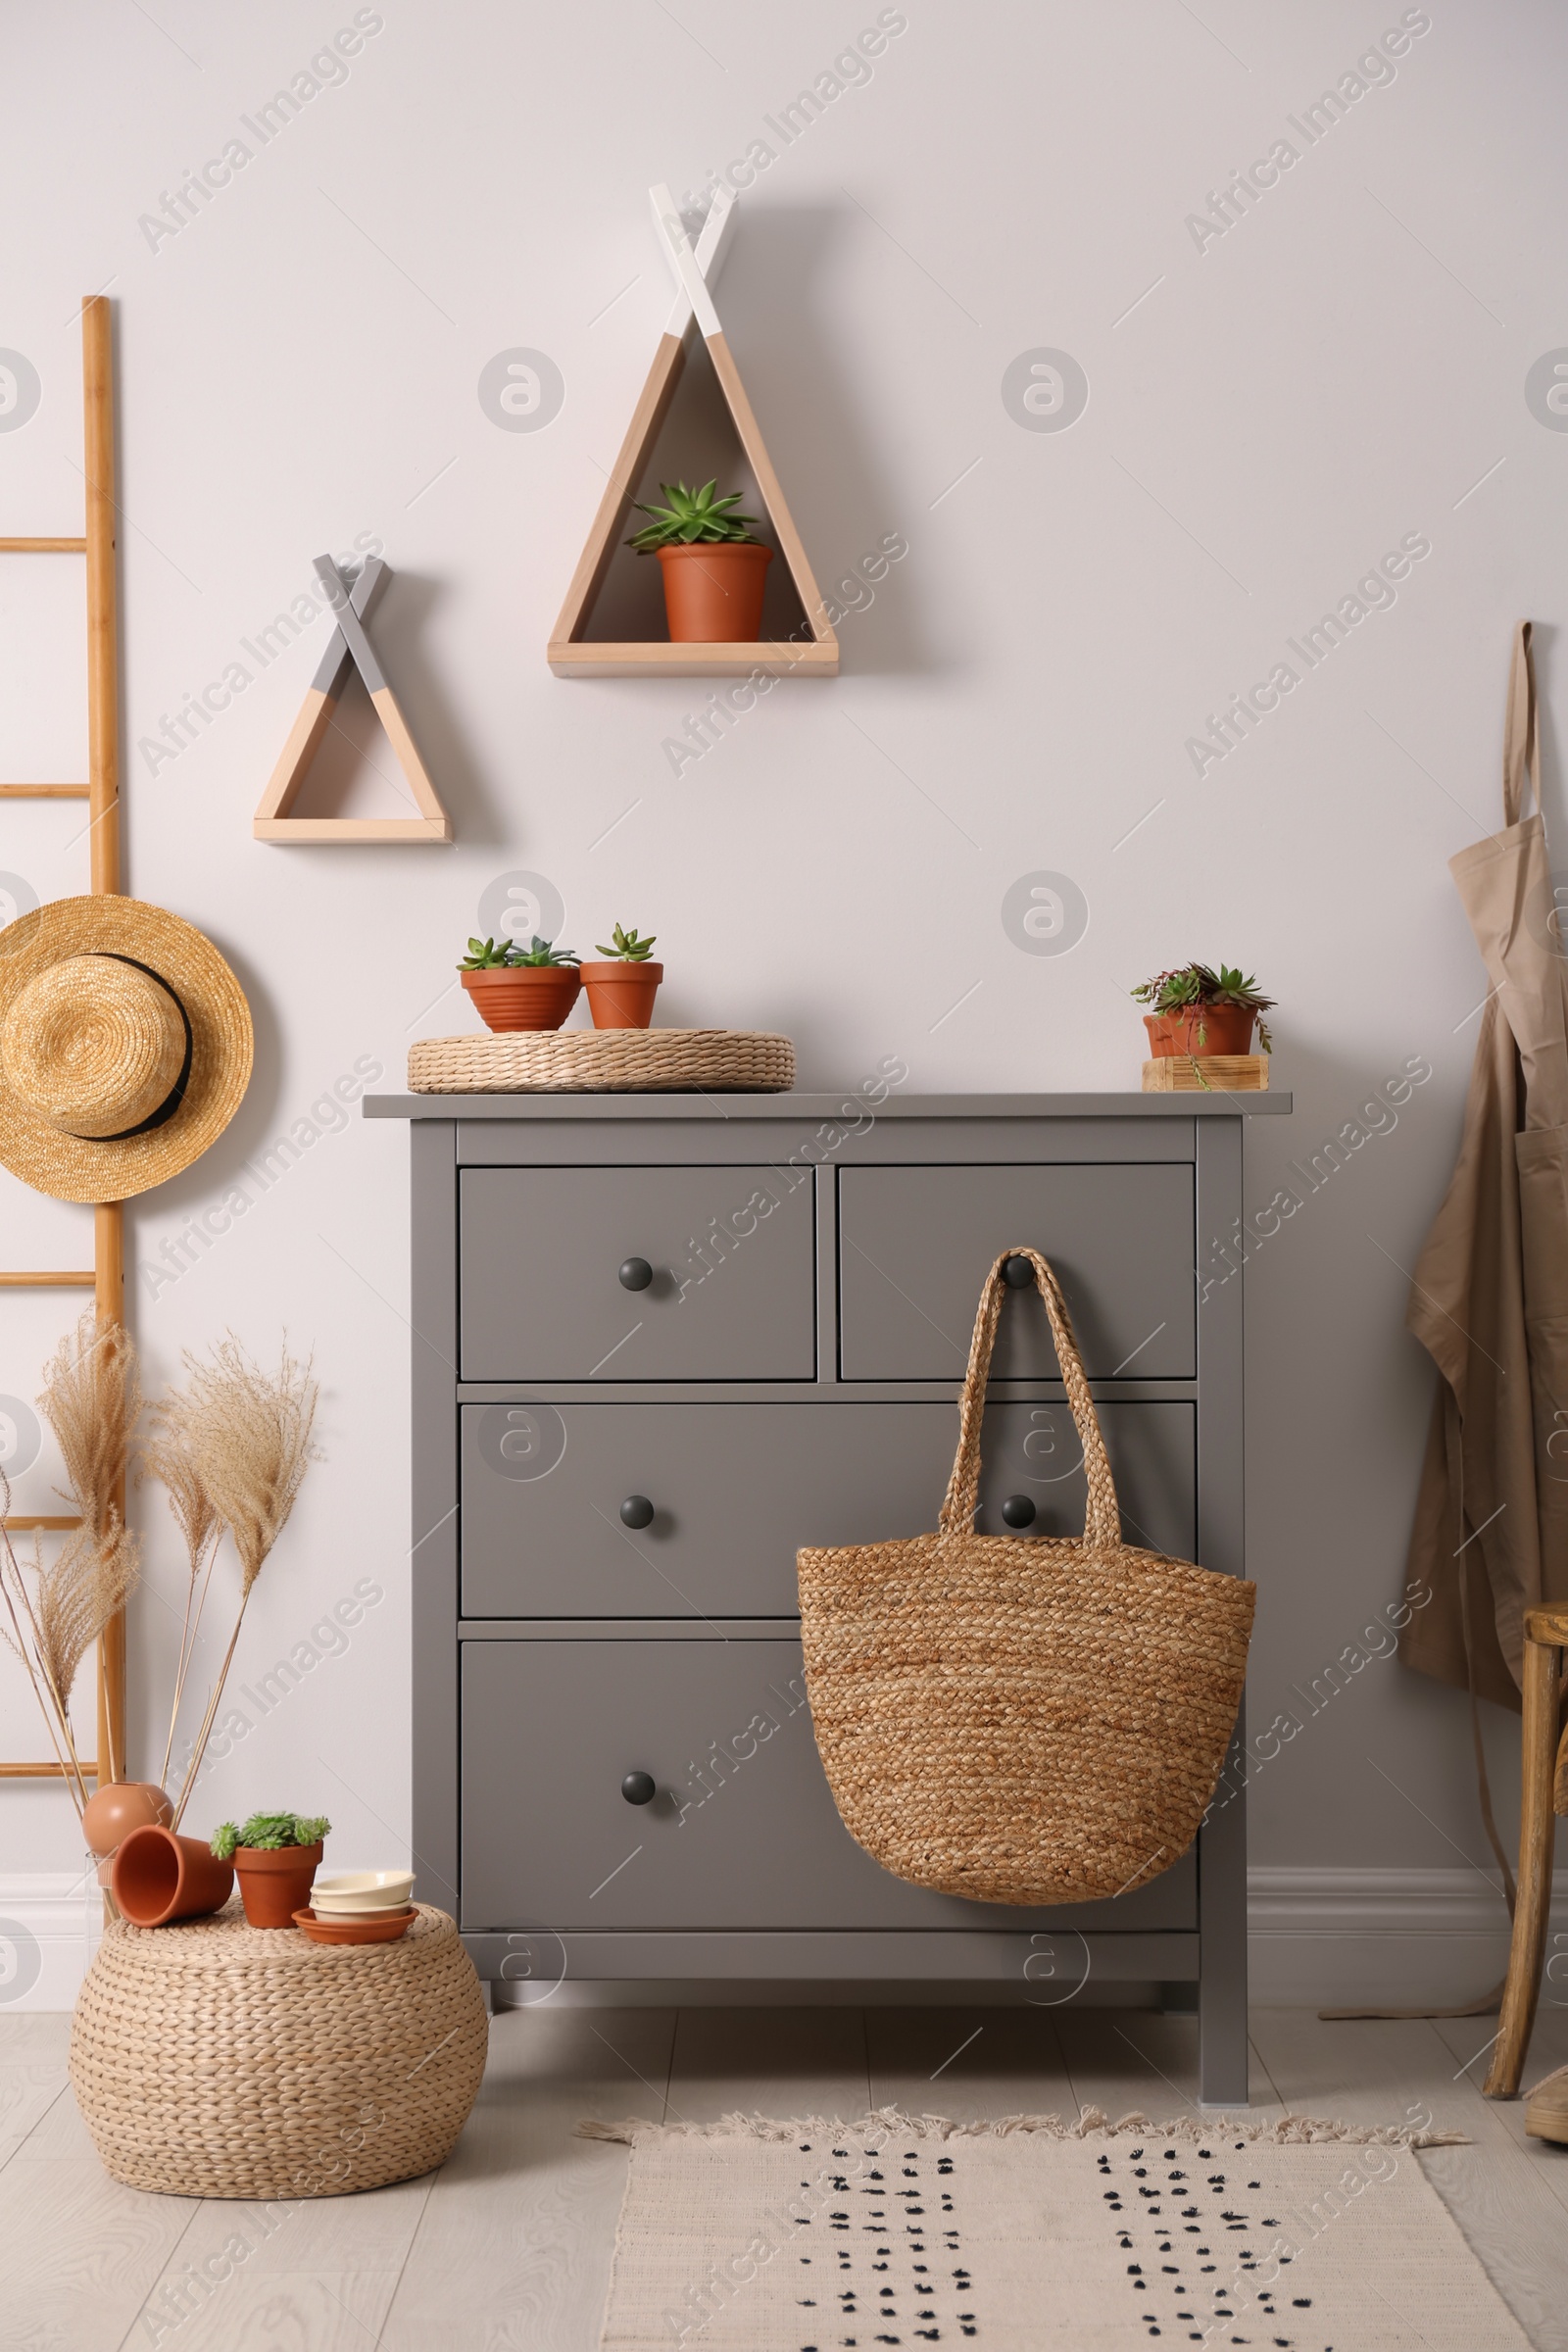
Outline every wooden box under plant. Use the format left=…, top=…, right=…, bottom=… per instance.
left=1142, top=1054, right=1270, bottom=1093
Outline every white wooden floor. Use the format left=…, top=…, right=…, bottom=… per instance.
left=4, top=1998, right=1568, bottom=2349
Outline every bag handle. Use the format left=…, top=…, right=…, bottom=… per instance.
left=1503, top=619, right=1540, bottom=829
left=937, top=1246, right=1122, bottom=1550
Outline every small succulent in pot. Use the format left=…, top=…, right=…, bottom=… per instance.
left=211, top=1811, right=331, bottom=1858
left=1132, top=962, right=1275, bottom=1064
left=504, top=937, right=581, bottom=968
left=580, top=924, right=662, bottom=1033
left=627, top=478, right=772, bottom=644
left=213, top=1810, right=331, bottom=1930
left=458, top=936, right=514, bottom=969
left=459, top=934, right=582, bottom=1033
left=593, top=924, right=657, bottom=962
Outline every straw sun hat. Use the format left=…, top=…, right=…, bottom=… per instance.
left=0, top=897, right=253, bottom=1203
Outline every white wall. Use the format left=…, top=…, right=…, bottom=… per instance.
left=1, top=0, right=1560, bottom=2000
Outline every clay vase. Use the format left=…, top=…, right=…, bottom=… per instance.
left=579, top=961, right=663, bottom=1031
left=657, top=542, right=772, bottom=642
left=112, top=1824, right=234, bottom=1929
left=232, top=1840, right=324, bottom=1929
left=461, top=966, right=581, bottom=1033
left=1144, top=1005, right=1255, bottom=1059
left=81, top=1780, right=173, bottom=1860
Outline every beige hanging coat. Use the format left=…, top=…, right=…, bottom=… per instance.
left=1402, top=622, right=1568, bottom=1708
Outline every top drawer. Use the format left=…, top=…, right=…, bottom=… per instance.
left=838, top=1162, right=1195, bottom=1380
left=459, top=1166, right=815, bottom=1382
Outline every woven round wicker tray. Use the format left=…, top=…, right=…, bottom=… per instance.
left=70, top=1900, right=487, bottom=2199
left=408, top=1028, right=795, bottom=1094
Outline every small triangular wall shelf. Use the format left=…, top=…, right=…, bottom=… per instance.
left=549, top=206, right=838, bottom=679
left=253, top=557, right=454, bottom=843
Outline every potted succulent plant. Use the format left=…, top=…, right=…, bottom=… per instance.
left=460, top=934, right=581, bottom=1032
left=212, top=1810, right=331, bottom=1930
left=1132, top=962, right=1275, bottom=1059
left=579, top=924, right=662, bottom=1031
left=627, top=479, right=772, bottom=643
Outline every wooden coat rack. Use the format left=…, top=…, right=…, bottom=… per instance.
left=0, top=295, right=124, bottom=1788
left=549, top=185, right=838, bottom=678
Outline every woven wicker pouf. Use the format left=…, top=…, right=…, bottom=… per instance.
left=70, top=1900, right=487, bottom=2199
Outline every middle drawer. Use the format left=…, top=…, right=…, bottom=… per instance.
left=461, top=1398, right=1196, bottom=1617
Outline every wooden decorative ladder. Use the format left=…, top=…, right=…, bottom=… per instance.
left=0, top=295, right=124, bottom=1791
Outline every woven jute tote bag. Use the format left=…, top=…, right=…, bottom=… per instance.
left=799, top=1248, right=1255, bottom=1905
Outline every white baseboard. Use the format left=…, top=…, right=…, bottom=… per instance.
left=0, top=1873, right=101, bottom=2012
left=0, top=1867, right=1542, bottom=2016
left=1248, top=1867, right=1540, bottom=2009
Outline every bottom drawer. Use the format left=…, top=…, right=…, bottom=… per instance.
left=460, top=1636, right=1199, bottom=1935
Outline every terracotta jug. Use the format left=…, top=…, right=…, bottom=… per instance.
left=232, top=1840, right=324, bottom=1929
left=81, top=1780, right=173, bottom=1860
left=112, top=1824, right=234, bottom=1928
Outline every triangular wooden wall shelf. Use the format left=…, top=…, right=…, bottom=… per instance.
left=254, top=556, right=453, bottom=843
left=549, top=191, right=838, bottom=680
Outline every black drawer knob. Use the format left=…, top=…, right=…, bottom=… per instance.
left=618, top=1256, right=654, bottom=1291
left=619, top=1494, right=655, bottom=1530
left=1003, top=1253, right=1035, bottom=1289
left=1001, top=1494, right=1037, bottom=1529
left=621, top=1771, right=657, bottom=1806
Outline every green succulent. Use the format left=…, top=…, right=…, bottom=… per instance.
left=627, top=479, right=760, bottom=553
left=507, top=935, right=580, bottom=967
left=1130, top=962, right=1275, bottom=1054
left=594, top=923, right=657, bottom=962
left=211, top=1811, right=330, bottom=1859
left=460, top=936, right=512, bottom=969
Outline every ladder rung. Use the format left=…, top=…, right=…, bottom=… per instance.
left=6, top=1516, right=83, bottom=1531
left=0, top=1760, right=99, bottom=1780
left=0, top=537, right=87, bottom=553
left=0, top=1271, right=97, bottom=1287
left=0, top=784, right=91, bottom=799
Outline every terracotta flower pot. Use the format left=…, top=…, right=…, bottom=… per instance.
left=232, top=1840, right=324, bottom=1930
left=462, top=965, right=581, bottom=1033
left=656, top=542, right=772, bottom=642
left=579, top=961, right=663, bottom=1031
left=112, top=1824, right=234, bottom=1929
left=1144, top=1005, right=1256, bottom=1058
left=81, top=1779, right=172, bottom=1861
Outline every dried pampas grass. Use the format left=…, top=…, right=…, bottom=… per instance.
left=153, top=1338, right=320, bottom=1825
left=140, top=1411, right=220, bottom=1794
left=0, top=1315, right=143, bottom=1817
left=172, top=1337, right=318, bottom=1593
left=41, top=1312, right=142, bottom=1551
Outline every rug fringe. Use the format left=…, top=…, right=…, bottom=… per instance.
left=575, top=2102, right=1466, bottom=2149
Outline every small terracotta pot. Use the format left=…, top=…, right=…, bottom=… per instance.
left=579, top=960, right=663, bottom=1031
left=112, top=1824, right=234, bottom=1929
left=81, top=1779, right=173, bottom=1860
left=232, top=1840, right=325, bottom=1930
left=1144, top=1005, right=1255, bottom=1058
left=656, top=542, right=772, bottom=642
left=462, top=965, right=581, bottom=1033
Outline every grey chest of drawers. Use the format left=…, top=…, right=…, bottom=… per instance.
left=366, top=1086, right=1291, bottom=2104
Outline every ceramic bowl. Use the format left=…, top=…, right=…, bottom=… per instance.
left=294, top=1905, right=416, bottom=1946
left=310, top=1869, right=416, bottom=1915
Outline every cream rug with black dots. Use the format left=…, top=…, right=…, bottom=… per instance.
left=580, top=2108, right=1528, bottom=2350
